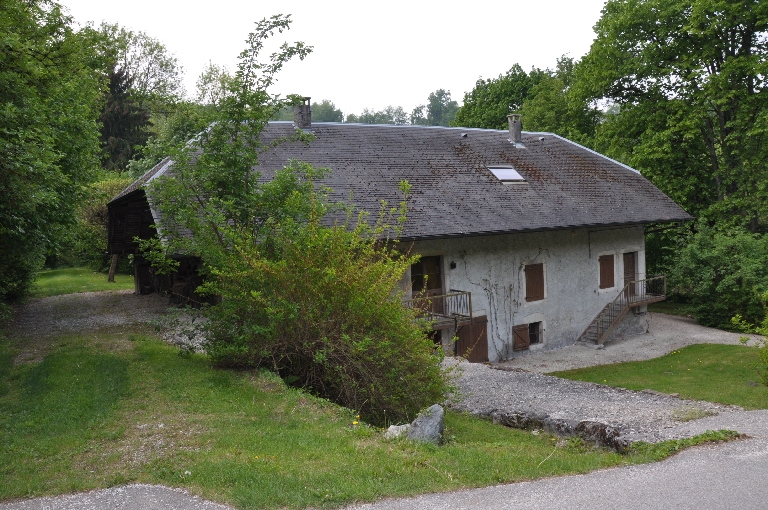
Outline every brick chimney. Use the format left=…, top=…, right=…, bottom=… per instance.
left=294, top=97, right=311, bottom=129
left=507, top=114, right=523, bottom=147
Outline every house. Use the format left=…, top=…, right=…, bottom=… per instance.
left=108, top=108, right=691, bottom=363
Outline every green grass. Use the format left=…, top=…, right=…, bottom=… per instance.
left=0, top=333, right=737, bottom=509
left=32, top=268, right=134, bottom=297
left=648, top=301, right=696, bottom=317
left=550, top=344, right=768, bottom=410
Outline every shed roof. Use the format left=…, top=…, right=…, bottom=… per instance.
left=112, top=122, right=692, bottom=240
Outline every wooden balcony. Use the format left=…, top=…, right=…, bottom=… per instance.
left=402, top=290, right=473, bottom=330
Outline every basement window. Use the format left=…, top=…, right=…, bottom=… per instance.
left=488, top=166, right=527, bottom=185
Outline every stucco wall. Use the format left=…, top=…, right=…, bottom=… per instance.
left=405, top=226, right=646, bottom=362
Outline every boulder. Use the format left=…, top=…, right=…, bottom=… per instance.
left=384, top=424, right=410, bottom=439
left=406, top=404, right=444, bottom=445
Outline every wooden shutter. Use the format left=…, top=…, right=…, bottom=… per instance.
left=598, top=255, right=614, bottom=289
left=525, top=263, right=544, bottom=302
left=513, top=324, right=530, bottom=351
left=624, top=252, right=636, bottom=296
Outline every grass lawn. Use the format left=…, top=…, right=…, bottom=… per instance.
left=0, top=332, right=737, bottom=509
left=647, top=301, right=697, bottom=317
left=550, top=344, right=768, bottom=410
left=32, top=268, right=134, bottom=297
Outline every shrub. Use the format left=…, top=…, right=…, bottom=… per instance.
left=203, top=181, right=449, bottom=427
left=670, top=227, right=768, bottom=329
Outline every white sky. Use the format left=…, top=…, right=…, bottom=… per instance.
left=62, top=0, right=608, bottom=116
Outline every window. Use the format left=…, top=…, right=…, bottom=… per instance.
left=488, top=166, right=526, bottom=185
left=524, top=263, right=544, bottom=302
left=529, top=322, right=541, bottom=344
left=599, top=254, right=614, bottom=289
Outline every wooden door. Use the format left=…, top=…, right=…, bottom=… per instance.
left=456, top=316, right=488, bottom=362
left=623, top=252, right=636, bottom=296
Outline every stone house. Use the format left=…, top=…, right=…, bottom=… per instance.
left=108, top=111, right=691, bottom=362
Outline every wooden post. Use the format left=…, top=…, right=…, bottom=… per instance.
left=107, top=254, right=119, bottom=283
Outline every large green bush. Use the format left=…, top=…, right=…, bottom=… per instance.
left=199, top=172, right=448, bottom=427
left=671, top=227, right=768, bottom=329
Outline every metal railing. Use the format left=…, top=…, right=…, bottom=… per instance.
left=402, top=290, right=473, bottom=329
left=593, top=275, right=666, bottom=345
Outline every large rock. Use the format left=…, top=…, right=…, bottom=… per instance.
left=406, top=404, right=444, bottom=445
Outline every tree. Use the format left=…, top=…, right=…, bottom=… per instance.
left=411, top=89, right=459, bottom=126
left=311, top=99, right=343, bottom=122
left=84, top=22, right=185, bottom=104
left=99, top=67, right=153, bottom=171
left=521, top=56, right=600, bottom=144
left=145, top=15, right=448, bottom=424
left=577, top=0, right=768, bottom=231
left=0, top=0, right=102, bottom=301
left=346, top=105, right=409, bottom=125
left=453, top=64, right=546, bottom=129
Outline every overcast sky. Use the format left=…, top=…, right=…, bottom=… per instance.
left=62, top=0, right=608, bottom=116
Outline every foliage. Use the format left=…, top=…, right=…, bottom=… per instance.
left=670, top=227, right=768, bottom=329
left=577, top=0, right=768, bottom=232
left=145, top=16, right=447, bottom=424
left=550, top=344, right=768, bottom=410
left=99, top=68, right=153, bottom=171
left=52, top=174, right=133, bottom=269
left=82, top=21, right=185, bottom=105
left=272, top=98, right=344, bottom=122
left=411, top=89, right=459, bottom=126
left=520, top=56, right=600, bottom=144
left=346, top=105, right=409, bottom=125
left=626, top=430, right=739, bottom=462
left=202, top=175, right=447, bottom=425
left=453, top=64, right=546, bottom=129
left=0, top=0, right=102, bottom=302
left=733, top=291, right=768, bottom=387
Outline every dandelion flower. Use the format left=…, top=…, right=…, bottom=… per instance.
left=353, top=421, right=358, bottom=425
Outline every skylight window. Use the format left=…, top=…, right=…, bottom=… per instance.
left=488, top=166, right=526, bottom=185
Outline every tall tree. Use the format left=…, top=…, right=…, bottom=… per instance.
left=99, top=67, right=153, bottom=171
left=453, top=64, right=546, bottom=129
left=521, top=56, right=600, bottom=144
left=346, top=106, right=409, bottom=125
left=0, top=0, right=101, bottom=301
left=411, top=89, right=459, bottom=126
left=578, top=0, right=768, bottom=231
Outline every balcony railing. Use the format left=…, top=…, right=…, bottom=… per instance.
left=402, top=290, right=473, bottom=329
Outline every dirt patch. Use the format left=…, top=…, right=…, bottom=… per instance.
left=7, top=290, right=171, bottom=364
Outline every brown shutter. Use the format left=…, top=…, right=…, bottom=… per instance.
left=525, top=263, right=544, bottom=302
left=513, top=324, right=530, bottom=351
left=599, top=255, right=614, bottom=289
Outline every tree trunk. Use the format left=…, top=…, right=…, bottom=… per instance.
left=108, top=254, right=119, bottom=283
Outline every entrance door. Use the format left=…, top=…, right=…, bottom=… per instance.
left=456, top=316, right=488, bottom=362
left=623, top=252, right=636, bottom=296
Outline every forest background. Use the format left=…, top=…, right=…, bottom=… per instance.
left=2, top=0, right=767, bottom=332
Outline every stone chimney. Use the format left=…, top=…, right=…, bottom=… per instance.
left=294, top=97, right=311, bottom=129
left=507, top=114, right=523, bottom=147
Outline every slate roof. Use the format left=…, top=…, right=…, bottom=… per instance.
left=112, top=122, right=692, bottom=241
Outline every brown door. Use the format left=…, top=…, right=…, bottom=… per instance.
left=456, top=316, right=488, bottom=362
left=623, top=252, right=636, bottom=296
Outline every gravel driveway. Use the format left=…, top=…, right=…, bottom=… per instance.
left=450, top=311, right=763, bottom=450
